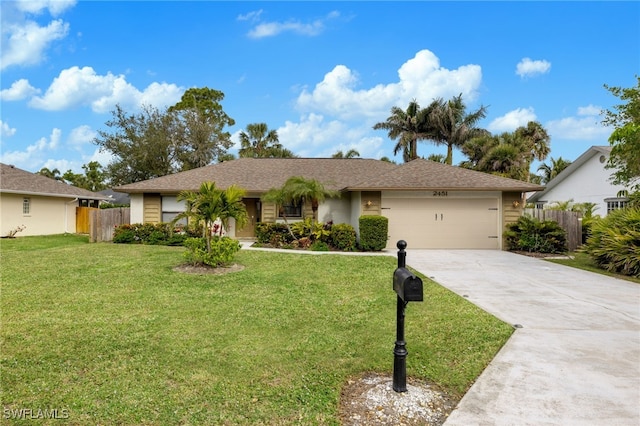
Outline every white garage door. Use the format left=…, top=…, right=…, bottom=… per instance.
left=382, top=197, right=500, bottom=249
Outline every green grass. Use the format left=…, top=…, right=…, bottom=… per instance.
left=546, top=252, right=640, bottom=284
left=1, top=235, right=513, bottom=425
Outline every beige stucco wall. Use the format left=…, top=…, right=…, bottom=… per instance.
left=0, top=193, right=77, bottom=237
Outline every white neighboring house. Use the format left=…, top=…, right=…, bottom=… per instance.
left=528, top=146, right=629, bottom=216
left=0, top=163, right=108, bottom=237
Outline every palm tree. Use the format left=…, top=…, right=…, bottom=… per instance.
left=427, top=94, right=488, bottom=165
left=238, top=123, right=285, bottom=158
left=373, top=100, right=431, bottom=162
left=174, top=182, right=248, bottom=253
left=261, top=186, right=297, bottom=240
left=332, top=149, right=360, bottom=158
left=537, top=157, right=572, bottom=184
left=515, top=121, right=551, bottom=164
left=282, top=176, right=340, bottom=227
left=37, top=167, right=62, bottom=180
left=478, top=141, right=529, bottom=180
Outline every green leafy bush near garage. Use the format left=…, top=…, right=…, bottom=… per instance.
left=583, top=207, right=640, bottom=277
left=504, top=215, right=567, bottom=253
left=359, top=215, right=388, bottom=251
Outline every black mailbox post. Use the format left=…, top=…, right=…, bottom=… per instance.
left=393, top=240, right=423, bottom=392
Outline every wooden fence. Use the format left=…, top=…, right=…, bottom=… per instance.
left=89, top=208, right=130, bottom=243
left=76, top=207, right=98, bottom=234
left=523, top=209, right=583, bottom=252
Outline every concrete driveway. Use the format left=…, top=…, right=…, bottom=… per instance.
left=404, top=250, right=640, bottom=426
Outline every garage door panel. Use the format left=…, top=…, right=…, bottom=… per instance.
left=382, top=197, right=499, bottom=249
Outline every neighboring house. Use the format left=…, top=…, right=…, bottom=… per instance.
left=0, top=163, right=108, bottom=237
left=99, top=188, right=131, bottom=206
left=528, top=146, right=629, bottom=216
left=115, top=157, right=543, bottom=250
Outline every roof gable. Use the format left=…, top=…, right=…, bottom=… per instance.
left=0, top=163, right=107, bottom=199
left=528, top=146, right=611, bottom=203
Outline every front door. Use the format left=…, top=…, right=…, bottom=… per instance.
left=236, top=198, right=258, bottom=238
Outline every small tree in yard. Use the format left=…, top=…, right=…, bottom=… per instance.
left=173, top=182, right=248, bottom=266
left=262, top=176, right=339, bottom=240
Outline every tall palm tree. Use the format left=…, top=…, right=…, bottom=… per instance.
left=537, top=156, right=572, bottom=184
left=174, top=182, right=248, bottom=252
left=373, top=100, right=431, bottom=162
left=515, top=121, right=551, bottom=163
left=238, top=123, right=284, bottom=158
left=427, top=94, right=488, bottom=165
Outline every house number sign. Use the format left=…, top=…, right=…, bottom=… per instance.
left=432, top=191, right=448, bottom=197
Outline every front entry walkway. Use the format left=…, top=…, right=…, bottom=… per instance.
left=404, top=250, right=640, bottom=426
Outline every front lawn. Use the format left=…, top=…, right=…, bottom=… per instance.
left=1, top=235, right=513, bottom=425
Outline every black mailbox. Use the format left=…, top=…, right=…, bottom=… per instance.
left=393, top=267, right=423, bottom=302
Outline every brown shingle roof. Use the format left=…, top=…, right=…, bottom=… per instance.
left=349, top=158, right=544, bottom=191
left=0, top=163, right=108, bottom=199
left=114, top=158, right=398, bottom=193
left=114, top=157, right=544, bottom=194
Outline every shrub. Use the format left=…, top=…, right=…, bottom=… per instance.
left=183, top=236, right=241, bottom=267
left=583, top=207, right=640, bottom=277
left=310, top=240, right=329, bottom=251
left=291, top=218, right=331, bottom=242
left=505, top=216, right=567, bottom=253
left=255, top=223, right=294, bottom=246
left=113, top=223, right=188, bottom=246
left=359, top=215, right=388, bottom=251
left=330, top=223, right=357, bottom=251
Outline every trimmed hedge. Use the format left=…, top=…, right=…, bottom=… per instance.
left=359, top=215, right=388, bottom=251
left=583, top=207, right=640, bottom=277
left=330, top=223, right=357, bottom=251
left=113, top=223, right=195, bottom=246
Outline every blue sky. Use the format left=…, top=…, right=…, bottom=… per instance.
left=1, top=1, right=639, bottom=177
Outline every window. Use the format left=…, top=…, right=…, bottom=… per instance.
left=606, top=198, right=628, bottom=213
left=161, top=196, right=187, bottom=225
left=535, top=201, right=547, bottom=209
left=23, top=197, right=30, bottom=215
left=279, top=202, right=302, bottom=218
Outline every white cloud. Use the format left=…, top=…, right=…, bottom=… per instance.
left=277, top=113, right=385, bottom=159
left=0, top=79, right=40, bottom=100
left=544, top=105, right=609, bottom=141
left=247, top=11, right=339, bottom=38
left=1, top=19, right=69, bottom=70
left=577, top=104, right=602, bottom=116
left=516, top=58, right=551, bottom=78
left=546, top=117, right=609, bottom=141
left=14, top=0, right=76, bottom=16
left=0, top=120, right=17, bottom=138
left=0, top=128, right=61, bottom=169
left=237, top=10, right=263, bottom=22
left=488, top=108, right=537, bottom=133
left=68, top=125, right=96, bottom=149
left=28, top=66, right=184, bottom=112
left=86, top=147, right=116, bottom=170
left=296, top=49, right=482, bottom=121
